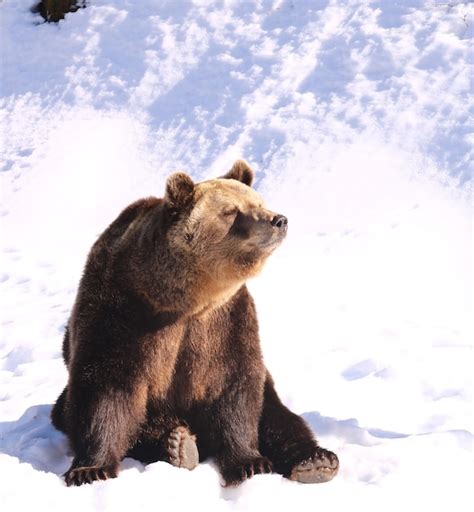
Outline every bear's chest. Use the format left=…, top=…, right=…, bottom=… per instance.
left=169, top=315, right=229, bottom=406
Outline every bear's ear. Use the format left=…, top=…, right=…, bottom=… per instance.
left=165, top=172, right=195, bottom=208
left=221, top=159, right=255, bottom=187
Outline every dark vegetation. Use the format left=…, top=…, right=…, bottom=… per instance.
left=32, top=0, right=86, bottom=23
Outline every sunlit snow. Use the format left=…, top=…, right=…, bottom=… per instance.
left=0, top=1, right=472, bottom=511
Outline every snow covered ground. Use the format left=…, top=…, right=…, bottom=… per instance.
left=0, top=0, right=472, bottom=510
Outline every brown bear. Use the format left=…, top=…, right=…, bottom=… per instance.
left=51, top=160, right=339, bottom=487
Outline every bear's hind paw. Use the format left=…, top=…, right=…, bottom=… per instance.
left=289, top=447, right=339, bottom=484
left=167, top=425, right=199, bottom=470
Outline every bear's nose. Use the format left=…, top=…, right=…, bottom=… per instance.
left=271, top=214, right=288, bottom=229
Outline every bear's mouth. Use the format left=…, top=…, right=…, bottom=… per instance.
left=257, top=232, right=287, bottom=250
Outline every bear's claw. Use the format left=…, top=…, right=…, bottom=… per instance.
left=64, top=464, right=118, bottom=486
left=166, top=425, right=199, bottom=470
left=290, top=447, right=339, bottom=484
left=223, top=456, right=273, bottom=486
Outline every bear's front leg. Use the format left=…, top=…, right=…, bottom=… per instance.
left=259, top=372, right=339, bottom=484
left=63, top=375, right=147, bottom=486
left=213, top=384, right=273, bottom=486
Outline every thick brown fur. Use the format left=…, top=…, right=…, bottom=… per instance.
left=51, top=160, right=338, bottom=486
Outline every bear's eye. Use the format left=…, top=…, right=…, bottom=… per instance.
left=222, top=208, right=238, bottom=217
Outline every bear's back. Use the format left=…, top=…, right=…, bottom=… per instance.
left=90, top=197, right=161, bottom=262
left=65, top=198, right=162, bottom=361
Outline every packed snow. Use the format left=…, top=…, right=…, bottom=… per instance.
left=0, top=1, right=472, bottom=511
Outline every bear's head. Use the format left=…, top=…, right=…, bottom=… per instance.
left=163, top=160, right=288, bottom=313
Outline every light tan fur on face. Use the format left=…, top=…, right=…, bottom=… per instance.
left=194, top=179, right=265, bottom=214
left=188, top=179, right=266, bottom=247
left=165, top=177, right=281, bottom=316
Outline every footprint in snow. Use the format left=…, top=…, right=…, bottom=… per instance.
left=341, top=359, right=377, bottom=381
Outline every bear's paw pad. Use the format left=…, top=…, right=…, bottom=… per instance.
left=167, top=425, right=199, bottom=470
left=64, top=464, right=118, bottom=486
left=290, top=447, right=339, bottom=484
